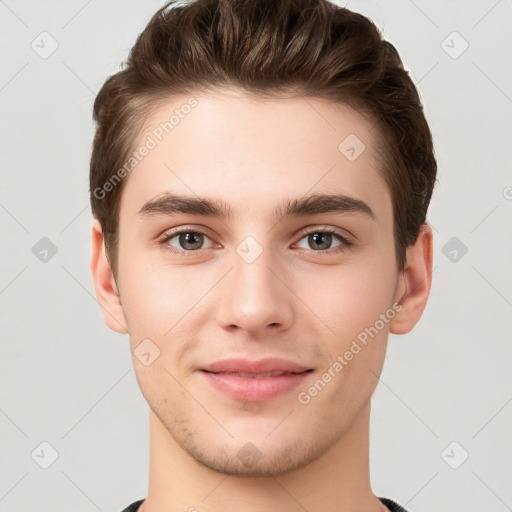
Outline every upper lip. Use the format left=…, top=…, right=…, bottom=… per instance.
left=201, top=357, right=312, bottom=374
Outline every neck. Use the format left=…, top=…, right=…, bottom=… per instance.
left=140, top=401, right=388, bottom=512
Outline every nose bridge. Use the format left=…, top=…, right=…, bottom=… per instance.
left=215, top=231, right=293, bottom=333
left=232, top=234, right=282, bottom=306
left=235, top=242, right=276, bottom=294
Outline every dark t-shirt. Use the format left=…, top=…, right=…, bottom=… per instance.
left=121, top=496, right=410, bottom=511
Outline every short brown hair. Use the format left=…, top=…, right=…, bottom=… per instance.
left=89, top=0, right=437, bottom=279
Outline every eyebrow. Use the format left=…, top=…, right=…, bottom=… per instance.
left=137, top=192, right=376, bottom=223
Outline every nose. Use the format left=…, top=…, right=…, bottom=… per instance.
left=215, top=245, right=294, bottom=337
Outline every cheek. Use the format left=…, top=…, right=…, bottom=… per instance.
left=119, top=247, right=196, bottom=333
left=308, top=261, right=396, bottom=340
left=304, top=267, right=394, bottom=410
left=119, top=255, right=213, bottom=379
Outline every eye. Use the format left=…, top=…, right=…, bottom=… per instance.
left=295, top=228, right=352, bottom=252
left=159, top=228, right=214, bottom=254
left=158, top=226, right=352, bottom=256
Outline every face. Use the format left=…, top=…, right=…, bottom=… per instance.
left=108, top=88, right=407, bottom=476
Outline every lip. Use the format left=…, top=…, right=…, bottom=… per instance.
left=201, top=357, right=311, bottom=374
left=199, top=357, right=314, bottom=402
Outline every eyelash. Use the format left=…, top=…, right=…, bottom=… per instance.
left=157, top=226, right=353, bottom=257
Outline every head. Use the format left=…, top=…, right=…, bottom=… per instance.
left=90, top=0, right=436, bottom=478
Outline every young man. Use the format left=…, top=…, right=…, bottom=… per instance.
left=89, top=0, right=436, bottom=511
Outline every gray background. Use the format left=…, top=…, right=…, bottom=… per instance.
left=1, top=1, right=511, bottom=511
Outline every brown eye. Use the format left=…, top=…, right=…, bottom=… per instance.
left=176, top=232, right=204, bottom=250
left=295, top=229, right=349, bottom=252
left=160, top=229, right=214, bottom=253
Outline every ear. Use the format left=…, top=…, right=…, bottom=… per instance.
left=390, top=223, right=433, bottom=335
left=90, top=218, right=128, bottom=334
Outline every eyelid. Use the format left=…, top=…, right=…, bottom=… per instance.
left=294, top=224, right=354, bottom=244
left=159, top=224, right=353, bottom=241
left=158, top=224, right=213, bottom=240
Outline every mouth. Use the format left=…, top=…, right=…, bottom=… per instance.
left=202, top=370, right=311, bottom=378
left=199, top=369, right=314, bottom=401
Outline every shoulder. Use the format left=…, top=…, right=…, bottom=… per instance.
left=120, top=498, right=145, bottom=512
left=379, top=496, right=411, bottom=512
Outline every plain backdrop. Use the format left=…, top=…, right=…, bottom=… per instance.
left=1, top=1, right=511, bottom=511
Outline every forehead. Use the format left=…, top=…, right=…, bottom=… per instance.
left=119, top=89, right=391, bottom=224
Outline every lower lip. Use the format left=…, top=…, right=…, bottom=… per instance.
left=199, top=370, right=313, bottom=401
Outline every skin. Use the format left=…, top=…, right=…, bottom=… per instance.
left=91, top=88, right=433, bottom=512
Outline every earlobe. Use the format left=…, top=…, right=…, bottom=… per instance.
left=90, top=218, right=129, bottom=334
left=390, top=224, right=433, bottom=335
